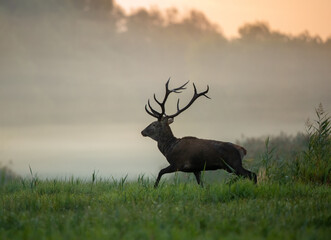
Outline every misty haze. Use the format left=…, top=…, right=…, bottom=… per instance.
left=0, top=0, right=330, bottom=179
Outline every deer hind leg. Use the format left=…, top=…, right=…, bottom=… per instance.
left=154, top=165, right=176, bottom=188
left=193, top=171, right=204, bottom=187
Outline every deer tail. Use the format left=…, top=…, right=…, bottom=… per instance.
left=234, top=144, right=247, bottom=159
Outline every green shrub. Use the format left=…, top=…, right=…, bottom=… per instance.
left=257, top=104, right=330, bottom=185
left=296, top=104, right=331, bottom=184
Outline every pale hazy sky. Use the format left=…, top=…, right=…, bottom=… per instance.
left=118, top=0, right=331, bottom=40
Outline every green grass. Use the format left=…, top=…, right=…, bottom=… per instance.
left=1, top=178, right=330, bottom=240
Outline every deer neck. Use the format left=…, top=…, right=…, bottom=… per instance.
left=157, top=127, right=178, bottom=157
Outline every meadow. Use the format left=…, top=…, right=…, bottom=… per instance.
left=0, top=178, right=330, bottom=240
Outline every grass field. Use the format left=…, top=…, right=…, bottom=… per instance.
left=0, top=178, right=330, bottom=240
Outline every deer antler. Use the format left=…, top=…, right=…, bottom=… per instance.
left=167, top=83, right=210, bottom=119
left=145, top=78, right=209, bottom=120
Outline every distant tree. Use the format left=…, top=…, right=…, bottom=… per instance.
left=238, top=22, right=291, bottom=43
left=238, top=22, right=271, bottom=41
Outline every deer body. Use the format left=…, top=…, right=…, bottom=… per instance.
left=142, top=79, right=257, bottom=187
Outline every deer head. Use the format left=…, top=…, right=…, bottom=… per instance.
left=141, top=78, right=210, bottom=141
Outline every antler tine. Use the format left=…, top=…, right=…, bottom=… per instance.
left=200, top=84, right=211, bottom=99
left=148, top=99, right=162, bottom=116
left=176, top=98, right=180, bottom=112
left=171, top=80, right=189, bottom=93
left=145, top=104, right=159, bottom=118
left=145, top=99, right=162, bottom=119
left=167, top=83, right=210, bottom=119
left=164, top=79, right=188, bottom=98
left=153, top=94, right=162, bottom=106
left=206, top=86, right=211, bottom=99
left=158, top=78, right=190, bottom=117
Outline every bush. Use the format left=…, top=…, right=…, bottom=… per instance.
left=255, top=104, right=330, bottom=184
left=296, top=104, right=331, bottom=184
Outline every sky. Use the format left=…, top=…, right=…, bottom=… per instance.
left=0, top=0, right=330, bottom=179
left=117, top=0, right=331, bottom=40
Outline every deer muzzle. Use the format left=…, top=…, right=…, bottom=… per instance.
left=141, top=129, right=148, bottom=137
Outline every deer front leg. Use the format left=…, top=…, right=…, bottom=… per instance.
left=154, top=165, right=176, bottom=188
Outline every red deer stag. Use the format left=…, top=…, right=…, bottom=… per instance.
left=141, top=79, right=257, bottom=187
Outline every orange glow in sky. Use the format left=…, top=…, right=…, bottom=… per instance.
left=117, top=0, right=331, bottom=40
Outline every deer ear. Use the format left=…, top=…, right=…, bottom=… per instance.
left=168, top=118, right=174, bottom=125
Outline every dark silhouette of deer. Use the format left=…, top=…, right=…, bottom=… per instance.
left=141, top=79, right=257, bottom=187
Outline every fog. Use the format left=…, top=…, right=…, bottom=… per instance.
left=1, top=0, right=330, bottom=179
